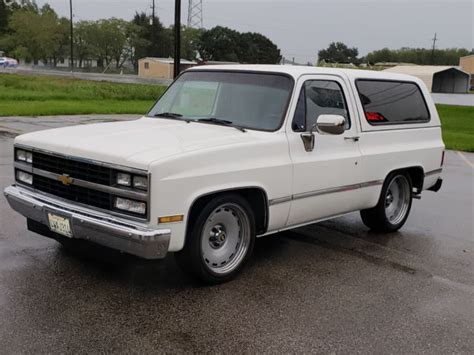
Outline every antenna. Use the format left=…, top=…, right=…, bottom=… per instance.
left=187, top=0, right=203, bottom=28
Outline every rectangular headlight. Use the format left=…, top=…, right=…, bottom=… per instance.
left=114, top=197, right=146, bottom=215
left=16, top=170, right=33, bottom=185
left=133, top=176, right=148, bottom=190
left=16, top=149, right=33, bottom=164
left=116, top=172, right=132, bottom=186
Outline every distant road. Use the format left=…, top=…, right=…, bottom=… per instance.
left=431, top=93, right=474, bottom=107
left=1, top=67, right=173, bottom=86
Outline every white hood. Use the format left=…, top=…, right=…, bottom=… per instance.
left=15, top=117, right=258, bottom=170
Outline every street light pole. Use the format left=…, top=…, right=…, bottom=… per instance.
left=69, top=0, right=74, bottom=71
left=174, top=0, right=181, bottom=78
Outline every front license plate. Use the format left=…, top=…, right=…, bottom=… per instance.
left=47, top=213, right=73, bottom=238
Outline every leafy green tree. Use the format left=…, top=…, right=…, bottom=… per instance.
left=3, top=3, right=68, bottom=65
left=181, top=26, right=203, bottom=60
left=198, top=26, right=281, bottom=64
left=239, top=32, right=281, bottom=64
left=318, top=42, right=359, bottom=64
left=131, top=12, right=173, bottom=60
left=74, top=21, right=97, bottom=67
left=38, top=4, right=69, bottom=66
left=0, top=0, right=11, bottom=35
left=198, top=26, right=240, bottom=62
left=364, top=47, right=471, bottom=65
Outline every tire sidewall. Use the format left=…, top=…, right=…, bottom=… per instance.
left=183, top=193, right=256, bottom=284
left=380, top=172, right=413, bottom=230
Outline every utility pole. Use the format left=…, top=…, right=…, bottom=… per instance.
left=69, top=0, right=74, bottom=71
left=431, top=32, right=438, bottom=65
left=151, top=0, right=156, bottom=56
left=152, top=0, right=155, bottom=24
left=174, top=0, right=181, bottom=78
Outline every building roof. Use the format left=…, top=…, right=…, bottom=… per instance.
left=384, top=65, right=468, bottom=76
left=140, top=57, right=197, bottom=65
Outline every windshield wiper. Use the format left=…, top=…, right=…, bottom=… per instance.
left=196, top=118, right=246, bottom=132
left=152, top=112, right=192, bottom=123
left=153, top=112, right=183, bottom=118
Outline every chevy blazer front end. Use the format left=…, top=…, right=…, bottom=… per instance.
left=4, top=146, right=171, bottom=259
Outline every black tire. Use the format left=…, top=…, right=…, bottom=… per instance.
left=175, top=193, right=256, bottom=284
left=360, top=172, right=413, bottom=233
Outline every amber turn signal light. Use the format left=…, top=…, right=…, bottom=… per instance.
left=158, top=215, right=184, bottom=224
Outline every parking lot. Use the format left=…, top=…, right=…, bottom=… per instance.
left=0, top=115, right=473, bottom=353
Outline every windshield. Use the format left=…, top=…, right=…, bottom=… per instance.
left=147, top=71, right=294, bottom=131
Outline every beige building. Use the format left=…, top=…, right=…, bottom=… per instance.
left=459, top=55, right=474, bottom=88
left=384, top=65, right=470, bottom=93
left=138, top=57, right=197, bottom=80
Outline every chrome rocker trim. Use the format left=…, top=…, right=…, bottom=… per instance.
left=4, top=185, right=170, bottom=260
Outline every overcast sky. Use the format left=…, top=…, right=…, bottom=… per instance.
left=36, top=0, right=473, bottom=63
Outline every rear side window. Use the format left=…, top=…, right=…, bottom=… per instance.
left=356, top=80, right=430, bottom=125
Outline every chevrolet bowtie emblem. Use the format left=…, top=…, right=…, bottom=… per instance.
left=58, top=174, right=73, bottom=186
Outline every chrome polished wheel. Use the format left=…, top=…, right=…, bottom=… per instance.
left=201, top=203, right=251, bottom=275
left=384, top=175, right=411, bottom=225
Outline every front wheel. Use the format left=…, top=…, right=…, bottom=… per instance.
left=175, top=194, right=256, bottom=284
left=360, top=172, right=413, bottom=232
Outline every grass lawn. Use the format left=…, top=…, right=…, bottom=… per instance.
left=0, top=73, right=165, bottom=116
left=437, top=104, right=474, bottom=152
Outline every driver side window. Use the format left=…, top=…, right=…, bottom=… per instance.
left=292, top=80, right=351, bottom=132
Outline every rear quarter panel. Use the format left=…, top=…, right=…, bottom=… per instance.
left=347, top=74, right=445, bottom=207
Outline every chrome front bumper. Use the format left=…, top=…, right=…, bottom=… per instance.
left=4, top=185, right=170, bottom=259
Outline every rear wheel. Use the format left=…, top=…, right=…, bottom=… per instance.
left=175, top=194, right=256, bottom=284
left=361, top=172, right=413, bottom=232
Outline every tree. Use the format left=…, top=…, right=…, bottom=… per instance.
left=181, top=26, right=203, bottom=60
left=318, top=42, right=359, bottom=64
left=198, top=26, right=281, bottom=64
left=131, top=12, right=173, bottom=61
left=3, top=3, right=68, bottom=65
left=239, top=32, right=281, bottom=64
left=0, top=0, right=11, bottom=35
left=364, top=47, right=472, bottom=65
left=198, top=26, right=240, bottom=62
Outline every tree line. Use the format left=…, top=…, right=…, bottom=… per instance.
left=318, top=42, right=473, bottom=66
left=0, top=0, right=282, bottom=70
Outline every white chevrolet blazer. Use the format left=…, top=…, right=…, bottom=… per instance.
left=5, top=65, right=444, bottom=283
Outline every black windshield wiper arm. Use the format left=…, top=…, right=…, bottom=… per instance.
left=153, top=112, right=183, bottom=118
left=196, top=118, right=246, bottom=132
left=152, top=112, right=193, bottom=123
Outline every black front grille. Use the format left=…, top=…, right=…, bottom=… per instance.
left=33, top=152, right=112, bottom=185
left=33, top=175, right=112, bottom=210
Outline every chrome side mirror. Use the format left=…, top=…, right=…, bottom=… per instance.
left=316, top=114, right=346, bottom=135
left=300, top=115, right=346, bottom=152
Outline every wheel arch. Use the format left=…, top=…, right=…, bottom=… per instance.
left=185, top=186, right=269, bottom=242
left=385, top=166, right=425, bottom=193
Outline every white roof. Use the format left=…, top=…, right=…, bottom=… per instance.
left=187, top=64, right=425, bottom=83
left=140, top=57, right=196, bottom=65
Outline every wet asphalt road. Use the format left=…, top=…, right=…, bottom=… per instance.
left=0, top=116, right=473, bottom=354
